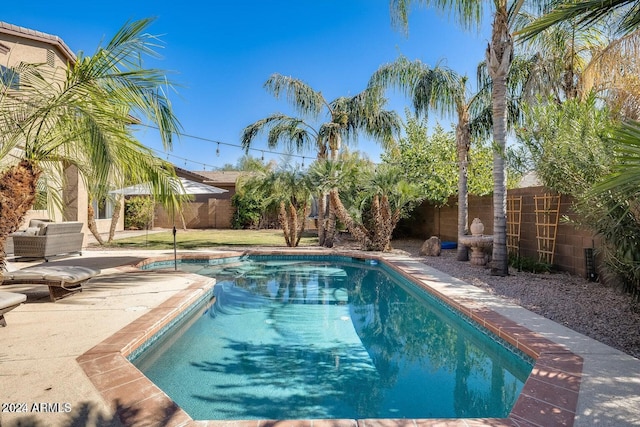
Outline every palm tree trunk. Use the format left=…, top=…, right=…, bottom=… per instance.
left=486, top=7, right=512, bottom=276
left=278, top=201, right=292, bottom=247
left=107, top=196, right=122, bottom=243
left=87, top=197, right=105, bottom=245
left=456, top=111, right=471, bottom=261
left=294, top=203, right=310, bottom=247
left=0, top=160, right=41, bottom=268
left=288, top=203, right=298, bottom=246
left=322, top=135, right=340, bottom=248
left=317, top=191, right=326, bottom=246
left=323, top=203, right=337, bottom=248
left=329, top=189, right=371, bottom=250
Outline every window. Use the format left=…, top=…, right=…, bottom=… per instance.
left=93, top=197, right=114, bottom=220
left=0, top=65, right=19, bottom=89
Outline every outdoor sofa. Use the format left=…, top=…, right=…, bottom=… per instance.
left=11, top=220, right=84, bottom=261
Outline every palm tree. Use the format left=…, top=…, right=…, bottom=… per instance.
left=241, top=73, right=400, bottom=247
left=389, top=0, right=527, bottom=275
left=370, top=56, right=478, bottom=260
left=249, top=167, right=312, bottom=247
left=0, top=18, right=182, bottom=264
left=517, top=7, right=640, bottom=119
left=518, top=0, right=640, bottom=39
left=370, top=54, right=534, bottom=261
left=309, top=154, right=423, bottom=251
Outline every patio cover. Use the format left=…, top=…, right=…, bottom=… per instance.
left=112, top=177, right=227, bottom=196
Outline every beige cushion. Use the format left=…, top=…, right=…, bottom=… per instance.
left=24, top=227, right=40, bottom=236
left=2, top=266, right=100, bottom=284
left=0, top=291, right=26, bottom=308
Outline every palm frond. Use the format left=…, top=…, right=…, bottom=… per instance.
left=264, top=73, right=326, bottom=117
left=518, top=0, right=639, bottom=39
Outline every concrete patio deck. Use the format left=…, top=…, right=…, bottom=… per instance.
left=0, top=247, right=638, bottom=426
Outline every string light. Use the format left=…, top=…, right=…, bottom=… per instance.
left=139, top=123, right=310, bottom=162
left=216, top=142, right=220, bottom=157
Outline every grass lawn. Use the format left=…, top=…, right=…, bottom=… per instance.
left=106, top=229, right=319, bottom=250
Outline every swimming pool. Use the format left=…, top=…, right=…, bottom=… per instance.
left=135, top=255, right=533, bottom=421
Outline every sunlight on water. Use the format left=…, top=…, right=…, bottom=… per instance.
left=135, top=257, right=533, bottom=420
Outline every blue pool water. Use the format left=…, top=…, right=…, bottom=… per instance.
left=135, top=256, right=533, bottom=420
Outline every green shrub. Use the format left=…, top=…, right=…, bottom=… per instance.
left=124, top=196, right=154, bottom=230
left=231, top=192, right=262, bottom=229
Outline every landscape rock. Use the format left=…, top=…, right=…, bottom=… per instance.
left=420, top=236, right=441, bottom=257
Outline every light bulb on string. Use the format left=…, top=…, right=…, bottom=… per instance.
left=216, top=142, right=220, bottom=157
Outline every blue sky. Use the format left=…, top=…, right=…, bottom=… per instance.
left=3, top=1, right=492, bottom=170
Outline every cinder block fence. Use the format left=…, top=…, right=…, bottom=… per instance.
left=403, top=186, right=600, bottom=279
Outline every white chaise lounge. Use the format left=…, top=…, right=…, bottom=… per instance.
left=0, top=291, right=26, bottom=326
left=1, top=266, right=100, bottom=302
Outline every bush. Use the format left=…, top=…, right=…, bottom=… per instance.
left=124, top=196, right=154, bottom=230
left=231, top=192, right=262, bottom=229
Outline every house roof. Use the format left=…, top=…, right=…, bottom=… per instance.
left=0, top=21, right=76, bottom=64
left=173, top=166, right=212, bottom=183
left=194, top=170, right=245, bottom=186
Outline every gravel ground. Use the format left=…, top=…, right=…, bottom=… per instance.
left=384, top=238, right=640, bottom=359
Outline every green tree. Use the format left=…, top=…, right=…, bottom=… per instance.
left=369, top=54, right=532, bottom=259
left=389, top=0, right=528, bottom=275
left=244, top=167, right=311, bottom=247
left=310, top=153, right=424, bottom=251
left=517, top=95, right=614, bottom=195
left=241, top=74, right=400, bottom=247
left=584, top=120, right=640, bottom=297
left=517, top=7, right=640, bottom=119
left=0, top=19, right=182, bottom=263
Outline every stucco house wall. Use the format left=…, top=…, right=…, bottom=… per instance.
left=0, top=22, right=125, bottom=238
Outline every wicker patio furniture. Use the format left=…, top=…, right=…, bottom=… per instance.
left=11, top=220, right=84, bottom=261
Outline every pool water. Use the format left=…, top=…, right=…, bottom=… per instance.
left=134, top=256, right=533, bottom=420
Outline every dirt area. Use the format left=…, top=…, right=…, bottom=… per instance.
left=384, top=238, right=640, bottom=359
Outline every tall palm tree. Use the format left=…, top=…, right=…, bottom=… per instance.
left=389, top=0, right=527, bottom=275
left=241, top=73, right=400, bottom=247
left=370, top=53, right=534, bottom=261
left=0, top=18, right=182, bottom=265
left=370, top=57, right=477, bottom=260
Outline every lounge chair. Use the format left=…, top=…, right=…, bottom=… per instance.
left=1, top=266, right=100, bottom=302
left=0, top=291, right=26, bottom=326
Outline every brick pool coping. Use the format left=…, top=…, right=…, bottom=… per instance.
left=77, top=250, right=583, bottom=427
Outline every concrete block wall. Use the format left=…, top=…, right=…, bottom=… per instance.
left=404, top=187, right=599, bottom=278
